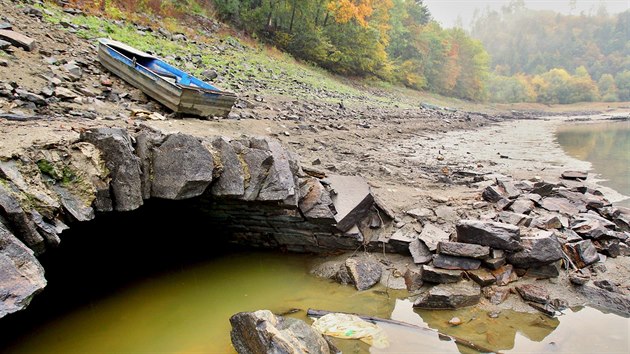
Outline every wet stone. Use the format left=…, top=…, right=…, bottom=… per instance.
left=413, top=281, right=481, bottom=309
left=593, top=280, right=621, bottom=293
left=404, top=266, right=423, bottom=291
left=345, top=256, right=382, bottom=291
left=432, top=254, right=481, bottom=270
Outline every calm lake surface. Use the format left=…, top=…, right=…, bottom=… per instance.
left=2, top=250, right=629, bottom=354
left=556, top=120, right=630, bottom=206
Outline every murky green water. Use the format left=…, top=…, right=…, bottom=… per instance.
left=556, top=120, right=630, bottom=206
left=3, top=251, right=629, bottom=354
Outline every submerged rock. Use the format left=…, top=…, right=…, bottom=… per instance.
left=229, top=310, right=337, bottom=354
left=413, top=281, right=481, bottom=309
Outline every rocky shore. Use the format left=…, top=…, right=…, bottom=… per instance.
left=1, top=1, right=630, bottom=352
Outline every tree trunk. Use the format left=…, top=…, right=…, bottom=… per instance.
left=289, top=0, right=297, bottom=33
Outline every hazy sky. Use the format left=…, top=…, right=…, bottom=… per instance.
left=423, top=0, right=630, bottom=28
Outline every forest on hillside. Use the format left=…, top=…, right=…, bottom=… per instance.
left=212, top=0, right=489, bottom=101
left=70, top=0, right=629, bottom=104
left=471, top=2, right=630, bottom=103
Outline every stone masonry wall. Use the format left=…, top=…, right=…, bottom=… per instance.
left=0, top=126, right=376, bottom=318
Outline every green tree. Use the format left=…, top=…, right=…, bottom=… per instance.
left=615, top=70, right=630, bottom=101
left=598, top=74, right=618, bottom=102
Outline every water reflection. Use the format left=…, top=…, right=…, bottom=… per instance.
left=556, top=121, right=630, bottom=206
left=2, top=252, right=629, bottom=353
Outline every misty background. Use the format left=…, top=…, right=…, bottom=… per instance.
left=424, top=0, right=629, bottom=28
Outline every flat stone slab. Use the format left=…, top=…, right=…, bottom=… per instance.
left=437, top=241, right=490, bottom=259
left=432, top=254, right=481, bottom=270
left=421, top=265, right=463, bottom=284
left=419, top=223, right=449, bottom=251
left=466, top=269, right=496, bottom=286
left=409, top=238, right=432, bottom=264
left=325, top=175, right=373, bottom=232
left=413, top=281, right=481, bottom=309
left=456, top=220, right=522, bottom=251
left=516, top=284, right=550, bottom=304
left=0, top=29, right=36, bottom=51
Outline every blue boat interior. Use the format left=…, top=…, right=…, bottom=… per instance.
left=103, top=43, right=221, bottom=92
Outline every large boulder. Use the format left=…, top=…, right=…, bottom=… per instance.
left=0, top=222, right=47, bottom=318
left=81, top=128, right=143, bottom=211
left=251, top=138, right=299, bottom=206
left=507, top=231, right=563, bottom=268
left=229, top=310, right=337, bottom=354
left=0, top=183, right=45, bottom=254
left=150, top=134, right=214, bottom=200
left=210, top=137, right=245, bottom=197
left=413, top=281, right=481, bottom=309
left=456, top=220, right=522, bottom=251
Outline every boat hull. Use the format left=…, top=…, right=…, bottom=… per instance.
left=97, top=40, right=236, bottom=117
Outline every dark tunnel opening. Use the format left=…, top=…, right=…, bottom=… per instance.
left=0, top=197, right=250, bottom=347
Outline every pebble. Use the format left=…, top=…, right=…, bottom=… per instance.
left=448, top=317, right=462, bottom=326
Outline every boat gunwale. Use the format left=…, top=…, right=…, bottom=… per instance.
left=98, top=39, right=236, bottom=99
